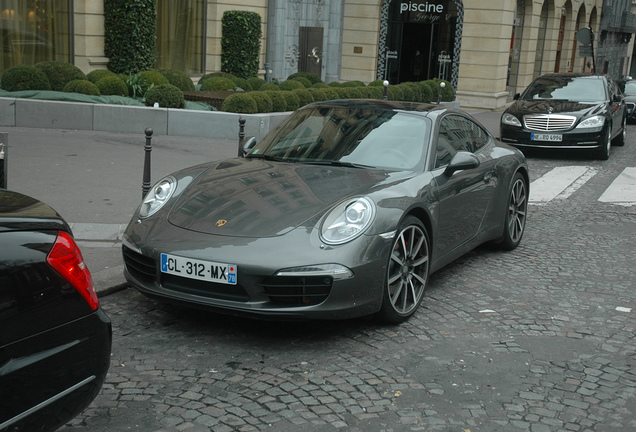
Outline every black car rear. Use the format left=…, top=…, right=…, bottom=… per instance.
left=0, top=190, right=111, bottom=432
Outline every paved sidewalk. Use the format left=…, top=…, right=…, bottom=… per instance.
left=2, top=109, right=504, bottom=296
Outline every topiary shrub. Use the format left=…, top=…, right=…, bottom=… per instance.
left=311, top=82, right=328, bottom=89
left=281, top=91, right=300, bottom=111
left=262, top=90, right=287, bottom=112
left=249, top=91, right=273, bottom=113
left=104, top=0, right=156, bottom=73
left=230, top=77, right=253, bottom=91
left=287, top=72, right=322, bottom=84
left=138, top=71, right=169, bottom=89
left=322, top=87, right=339, bottom=100
left=34, top=61, right=87, bottom=91
left=87, top=69, right=118, bottom=84
left=340, top=80, right=366, bottom=88
left=402, top=82, right=423, bottom=102
left=328, top=81, right=341, bottom=87
left=279, top=80, right=304, bottom=91
left=307, top=88, right=327, bottom=102
left=424, top=80, right=439, bottom=101
left=292, top=88, right=314, bottom=107
left=336, top=87, right=363, bottom=99
left=247, top=77, right=266, bottom=90
left=145, top=84, right=185, bottom=108
left=222, top=11, right=262, bottom=79
left=221, top=93, right=258, bottom=113
left=388, top=85, right=404, bottom=101
left=200, top=77, right=237, bottom=91
left=199, top=72, right=235, bottom=86
left=397, top=84, right=415, bottom=101
left=64, top=79, right=101, bottom=96
left=158, top=69, right=195, bottom=92
left=0, top=65, right=50, bottom=91
left=96, top=76, right=129, bottom=96
left=366, top=86, right=384, bottom=99
left=260, top=83, right=279, bottom=91
left=291, top=77, right=312, bottom=88
left=416, top=81, right=434, bottom=102
left=368, top=80, right=385, bottom=87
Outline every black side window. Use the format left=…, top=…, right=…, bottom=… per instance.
left=435, top=116, right=477, bottom=168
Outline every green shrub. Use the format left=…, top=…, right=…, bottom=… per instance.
left=260, top=83, right=279, bottom=91
left=222, top=11, right=262, bottom=79
left=327, top=81, right=341, bottom=87
left=0, top=65, right=50, bottom=91
left=292, top=88, right=314, bottom=107
left=104, top=0, right=156, bottom=73
left=336, top=87, right=363, bottom=99
left=158, top=69, right=195, bottom=92
left=291, top=77, right=312, bottom=88
left=311, top=82, right=328, bottom=89
left=322, top=87, right=339, bottom=100
left=402, top=82, right=422, bottom=102
left=124, top=73, right=149, bottom=97
left=221, top=93, right=258, bottom=113
left=247, top=77, right=266, bottom=90
left=340, top=80, right=366, bottom=88
left=96, top=76, right=129, bottom=96
left=398, top=84, right=415, bottom=101
left=287, top=72, right=322, bottom=84
left=262, top=90, right=287, bottom=112
left=145, top=84, right=185, bottom=108
left=231, top=77, right=253, bottom=91
left=199, top=72, right=235, bottom=85
left=366, top=86, right=384, bottom=99
left=307, top=88, right=327, bottom=102
left=64, top=79, right=101, bottom=96
left=279, top=80, right=304, bottom=91
left=249, top=91, right=273, bottom=113
left=416, top=81, right=434, bottom=102
left=200, top=77, right=237, bottom=91
left=87, top=69, right=118, bottom=84
left=368, top=80, right=385, bottom=87
left=424, top=80, right=440, bottom=101
left=138, top=71, right=169, bottom=88
left=435, top=79, right=455, bottom=101
left=34, top=61, right=87, bottom=91
left=281, top=91, right=300, bottom=111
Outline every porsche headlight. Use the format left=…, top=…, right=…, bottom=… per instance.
left=501, top=113, right=522, bottom=127
left=139, top=176, right=176, bottom=218
left=575, top=115, right=605, bottom=129
left=321, top=197, right=376, bottom=245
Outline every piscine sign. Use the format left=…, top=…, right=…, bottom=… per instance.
left=400, top=1, right=443, bottom=14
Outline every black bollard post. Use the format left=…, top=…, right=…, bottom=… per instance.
left=0, top=133, right=7, bottom=189
left=383, top=80, right=389, bottom=100
left=238, top=117, right=246, bottom=157
left=436, top=82, right=446, bottom=104
left=142, top=128, right=153, bottom=199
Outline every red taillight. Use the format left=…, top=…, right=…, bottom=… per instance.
left=47, top=231, right=99, bottom=311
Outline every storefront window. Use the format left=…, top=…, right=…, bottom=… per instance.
left=378, top=0, right=461, bottom=87
left=0, top=0, right=71, bottom=73
left=156, top=0, right=205, bottom=75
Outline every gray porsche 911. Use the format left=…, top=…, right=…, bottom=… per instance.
left=122, top=99, right=529, bottom=323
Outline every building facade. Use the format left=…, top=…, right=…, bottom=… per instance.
left=1, top=0, right=634, bottom=110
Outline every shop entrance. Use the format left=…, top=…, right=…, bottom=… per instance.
left=398, top=23, right=437, bottom=83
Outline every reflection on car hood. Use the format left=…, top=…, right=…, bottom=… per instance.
left=167, top=158, right=393, bottom=237
left=507, top=100, right=605, bottom=118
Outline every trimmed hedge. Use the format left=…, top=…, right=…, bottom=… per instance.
left=145, top=84, right=185, bottom=108
left=200, top=77, right=237, bottom=91
left=158, top=69, right=195, bottom=92
left=231, top=77, right=253, bottom=91
left=138, top=71, right=169, bottom=88
left=0, top=65, right=50, bottom=91
left=260, top=83, right=279, bottom=91
left=87, top=69, right=118, bottom=84
left=64, top=80, right=101, bottom=96
left=34, top=61, right=87, bottom=92
left=262, top=90, right=287, bottom=112
left=221, top=93, right=258, bottom=113
left=221, top=11, right=262, bottom=79
left=249, top=91, right=273, bottom=113
left=96, top=76, right=129, bottom=96
left=104, top=0, right=156, bottom=73
left=287, top=72, right=322, bottom=84
left=292, top=88, right=314, bottom=106
left=247, top=77, right=266, bottom=90
left=279, top=80, right=304, bottom=91
left=281, top=91, right=300, bottom=111
left=291, top=77, right=312, bottom=88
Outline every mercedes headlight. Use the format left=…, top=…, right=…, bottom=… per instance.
left=139, top=176, right=176, bottom=218
left=321, top=197, right=375, bottom=245
left=501, top=113, right=522, bottom=127
left=575, top=115, right=605, bottom=129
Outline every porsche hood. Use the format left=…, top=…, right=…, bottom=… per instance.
left=166, top=158, right=391, bottom=237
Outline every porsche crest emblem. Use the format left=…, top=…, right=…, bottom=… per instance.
left=216, top=219, right=227, bottom=227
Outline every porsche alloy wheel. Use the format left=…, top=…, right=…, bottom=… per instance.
left=500, top=172, right=528, bottom=251
left=378, top=216, right=429, bottom=323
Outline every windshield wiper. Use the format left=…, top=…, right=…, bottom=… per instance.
left=304, top=160, right=375, bottom=169
left=246, top=153, right=289, bottom=162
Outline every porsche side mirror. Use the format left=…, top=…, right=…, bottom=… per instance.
left=444, top=151, right=480, bottom=176
left=239, top=137, right=257, bottom=157
left=513, top=93, right=521, bottom=100
left=613, top=94, right=622, bottom=103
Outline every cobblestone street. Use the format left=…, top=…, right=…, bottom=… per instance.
left=60, top=192, right=636, bottom=431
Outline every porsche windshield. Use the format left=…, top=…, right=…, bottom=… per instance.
left=522, top=76, right=607, bottom=102
left=248, top=105, right=430, bottom=170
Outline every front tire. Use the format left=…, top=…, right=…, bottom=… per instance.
left=377, top=216, right=430, bottom=324
left=500, top=172, right=528, bottom=251
left=614, top=116, right=626, bottom=147
left=596, top=126, right=612, bottom=160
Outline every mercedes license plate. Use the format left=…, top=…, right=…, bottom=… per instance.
left=531, top=133, right=562, bottom=142
left=160, top=253, right=237, bottom=285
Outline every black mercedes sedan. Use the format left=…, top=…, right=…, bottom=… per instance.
left=123, top=99, right=529, bottom=324
left=623, top=79, right=636, bottom=122
left=0, top=190, right=112, bottom=432
left=500, top=73, right=626, bottom=160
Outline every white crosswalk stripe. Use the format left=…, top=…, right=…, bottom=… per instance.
left=530, top=166, right=636, bottom=206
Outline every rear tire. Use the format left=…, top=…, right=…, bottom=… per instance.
left=376, top=216, right=430, bottom=324
left=500, top=172, right=528, bottom=251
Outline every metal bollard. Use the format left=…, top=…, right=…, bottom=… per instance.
left=436, top=82, right=446, bottom=104
left=0, top=133, right=7, bottom=189
left=383, top=80, right=389, bottom=100
left=142, top=128, right=153, bottom=199
left=238, top=117, right=246, bottom=157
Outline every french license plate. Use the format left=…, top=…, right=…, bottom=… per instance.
left=531, top=133, right=562, bottom=142
left=160, top=253, right=237, bottom=285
